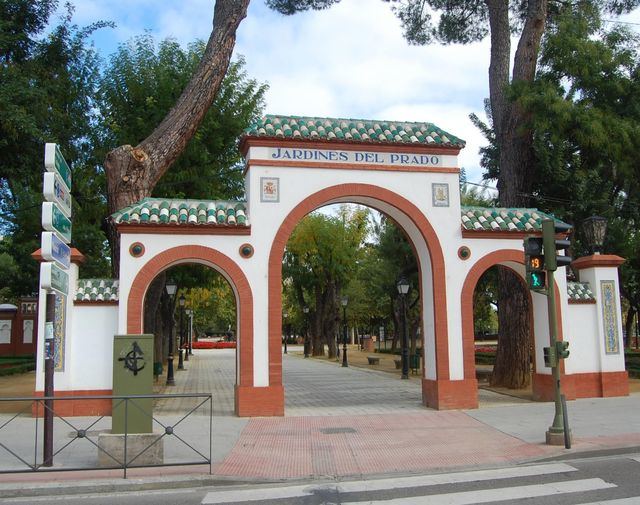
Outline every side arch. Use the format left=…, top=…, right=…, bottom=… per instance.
left=268, top=183, right=455, bottom=409
left=126, top=245, right=254, bottom=395
left=461, top=248, right=565, bottom=400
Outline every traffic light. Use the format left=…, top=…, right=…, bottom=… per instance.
left=543, top=346, right=557, bottom=368
left=524, top=237, right=546, bottom=291
left=556, top=340, right=570, bottom=359
left=542, top=219, right=572, bottom=271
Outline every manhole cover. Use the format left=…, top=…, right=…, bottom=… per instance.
left=319, top=427, right=357, bottom=434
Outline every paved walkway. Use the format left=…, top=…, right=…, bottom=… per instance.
left=155, top=347, right=529, bottom=417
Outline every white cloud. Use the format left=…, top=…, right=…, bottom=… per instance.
left=67, top=0, right=500, bottom=177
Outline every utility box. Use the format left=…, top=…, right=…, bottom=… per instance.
left=112, top=334, right=154, bottom=434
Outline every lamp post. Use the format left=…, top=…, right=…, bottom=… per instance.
left=582, top=216, right=607, bottom=255
left=186, top=309, right=193, bottom=356
left=341, top=295, right=348, bottom=367
left=397, top=276, right=410, bottom=380
left=184, top=308, right=191, bottom=362
left=283, top=311, right=288, bottom=354
left=178, top=294, right=185, bottom=370
left=303, top=306, right=310, bottom=358
left=165, top=281, right=177, bottom=386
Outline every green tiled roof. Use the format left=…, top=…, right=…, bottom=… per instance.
left=75, top=279, right=119, bottom=302
left=111, top=198, right=248, bottom=226
left=460, top=207, right=569, bottom=232
left=244, top=115, right=465, bottom=148
left=567, top=282, right=595, bottom=301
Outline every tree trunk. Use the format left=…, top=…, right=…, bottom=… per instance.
left=143, top=272, right=165, bottom=371
left=625, top=307, right=636, bottom=349
left=486, top=0, right=548, bottom=388
left=105, top=0, right=250, bottom=275
left=491, top=267, right=531, bottom=388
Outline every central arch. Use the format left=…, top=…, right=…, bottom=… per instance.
left=267, top=183, right=455, bottom=410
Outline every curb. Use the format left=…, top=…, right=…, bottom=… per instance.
left=3, top=445, right=639, bottom=499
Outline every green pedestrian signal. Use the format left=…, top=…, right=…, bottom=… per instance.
left=528, top=270, right=546, bottom=290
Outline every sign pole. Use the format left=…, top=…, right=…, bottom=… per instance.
left=40, top=142, right=72, bottom=466
left=43, top=292, right=56, bottom=466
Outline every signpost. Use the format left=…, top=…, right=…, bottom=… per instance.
left=43, top=172, right=71, bottom=217
left=40, top=143, right=72, bottom=466
left=42, top=202, right=72, bottom=244
left=44, top=143, right=71, bottom=190
left=41, top=232, right=71, bottom=269
left=41, top=262, right=69, bottom=295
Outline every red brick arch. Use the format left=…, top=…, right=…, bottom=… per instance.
left=268, top=183, right=455, bottom=409
left=126, top=245, right=254, bottom=391
left=460, top=248, right=564, bottom=400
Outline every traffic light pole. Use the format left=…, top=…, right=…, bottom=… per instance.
left=545, top=267, right=566, bottom=445
left=541, top=219, right=572, bottom=447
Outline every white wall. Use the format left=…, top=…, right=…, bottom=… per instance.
left=566, top=304, right=600, bottom=373
left=70, top=304, right=118, bottom=390
left=578, top=266, right=626, bottom=374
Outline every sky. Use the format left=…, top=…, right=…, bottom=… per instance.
left=63, top=0, right=640, bottom=186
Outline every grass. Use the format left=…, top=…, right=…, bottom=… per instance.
left=625, top=349, right=640, bottom=378
left=474, top=347, right=640, bottom=377
left=0, top=356, right=36, bottom=376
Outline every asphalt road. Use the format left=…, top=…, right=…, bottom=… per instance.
left=2, top=451, right=639, bottom=505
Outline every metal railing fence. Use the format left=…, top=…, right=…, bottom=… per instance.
left=0, top=393, right=212, bottom=478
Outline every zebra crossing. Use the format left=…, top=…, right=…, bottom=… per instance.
left=200, top=461, right=638, bottom=505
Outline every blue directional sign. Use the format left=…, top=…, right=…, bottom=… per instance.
left=41, top=231, right=71, bottom=269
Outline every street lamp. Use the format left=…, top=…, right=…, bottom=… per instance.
left=178, top=294, right=185, bottom=370
left=582, top=216, right=607, bottom=255
left=185, top=309, right=193, bottom=356
left=283, top=311, right=288, bottom=354
left=303, top=306, right=310, bottom=358
left=165, top=280, right=177, bottom=386
left=341, top=295, right=348, bottom=367
left=397, top=276, right=410, bottom=380
left=184, top=308, right=191, bottom=362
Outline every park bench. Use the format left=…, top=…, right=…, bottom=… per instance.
left=367, top=356, right=380, bottom=365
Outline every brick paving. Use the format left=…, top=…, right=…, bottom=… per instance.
left=153, top=348, right=640, bottom=480
left=214, top=411, right=555, bottom=479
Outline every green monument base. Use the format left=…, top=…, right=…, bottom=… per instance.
left=112, top=334, right=154, bottom=434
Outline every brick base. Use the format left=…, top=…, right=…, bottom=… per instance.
left=531, top=373, right=575, bottom=402
left=235, top=385, right=284, bottom=417
left=422, top=378, right=478, bottom=410
left=31, top=389, right=112, bottom=417
left=575, top=371, right=629, bottom=398
left=532, top=371, right=628, bottom=401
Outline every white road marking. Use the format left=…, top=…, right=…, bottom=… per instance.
left=576, top=499, right=640, bottom=505
left=201, top=463, right=577, bottom=503
left=336, top=463, right=578, bottom=493
left=341, top=478, right=616, bottom=505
